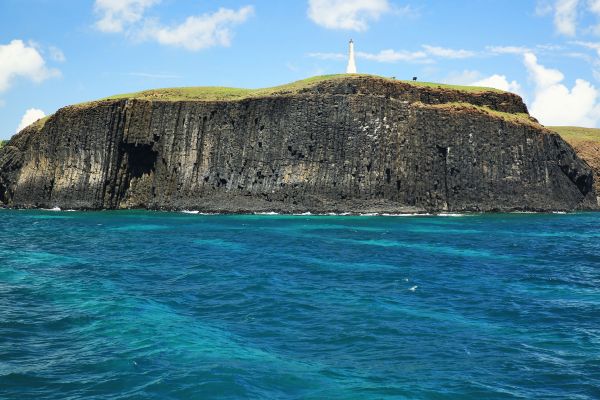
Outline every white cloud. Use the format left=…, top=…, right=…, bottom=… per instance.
left=524, top=52, right=600, bottom=126
left=589, top=0, right=600, bottom=13
left=537, top=0, right=579, bottom=36
left=587, top=0, right=600, bottom=34
left=444, top=70, right=523, bottom=96
left=16, top=108, right=46, bottom=133
left=49, top=46, right=66, bottom=63
left=422, top=45, right=475, bottom=59
left=536, top=0, right=555, bottom=15
left=307, top=0, right=391, bottom=31
left=472, top=75, right=523, bottom=95
left=352, top=45, right=475, bottom=63
left=309, top=44, right=476, bottom=65
left=443, top=70, right=483, bottom=85
left=94, top=1, right=253, bottom=51
left=140, top=6, right=254, bottom=51
left=537, top=0, right=600, bottom=36
left=0, top=39, right=60, bottom=93
left=554, top=0, right=579, bottom=36
left=524, top=53, right=564, bottom=88
left=487, top=45, right=531, bottom=55
left=357, top=49, right=430, bottom=63
left=94, top=0, right=159, bottom=33
left=573, top=40, right=600, bottom=55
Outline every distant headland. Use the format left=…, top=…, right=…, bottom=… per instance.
left=0, top=74, right=597, bottom=213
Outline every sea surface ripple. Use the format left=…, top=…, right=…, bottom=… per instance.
left=0, top=210, right=599, bottom=399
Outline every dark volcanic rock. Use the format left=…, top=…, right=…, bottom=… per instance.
left=0, top=76, right=597, bottom=213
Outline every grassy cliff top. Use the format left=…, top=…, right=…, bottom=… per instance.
left=0, top=140, right=6, bottom=149
left=548, top=126, right=600, bottom=143
left=421, top=102, right=538, bottom=127
left=100, top=74, right=503, bottom=102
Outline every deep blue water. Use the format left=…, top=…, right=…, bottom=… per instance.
left=1, top=210, right=599, bottom=399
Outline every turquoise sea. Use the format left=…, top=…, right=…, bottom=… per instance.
left=0, top=210, right=599, bottom=399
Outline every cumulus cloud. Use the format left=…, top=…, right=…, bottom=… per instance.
left=443, top=70, right=483, bottom=85
left=472, top=75, right=523, bottom=95
left=94, top=0, right=159, bottom=33
left=524, top=53, right=564, bottom=88
left=307, top=0, right=391, bottom=31
left=139, top=6, right=254, bottom=51
left=16, top=108, right=46, bottom=133
left=93, top=1, right=253, bottom=51
left=524, top=52, right=600, bottom=126
left=444, top=70, right=523, bottom=96
left=0, top=40, right=59, bottom=93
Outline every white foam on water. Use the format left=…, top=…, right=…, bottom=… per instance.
left=409, top=285, right=418, bottom=292
left=294, top=212, right=313, bottom=216
left=42, top=207, right=62, bottom=212
left=181, top=210, right=200, bottom=214
left=436, top=213, right=466, bottom=217
left=255, top=212, right=279, bottom=215
left=380, top=213, right=431, bottom=217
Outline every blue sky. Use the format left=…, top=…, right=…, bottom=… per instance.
left=1, top=0, right=600, bottom=139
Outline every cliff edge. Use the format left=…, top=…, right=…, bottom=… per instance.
left=0, top=75, right=596, bottom=213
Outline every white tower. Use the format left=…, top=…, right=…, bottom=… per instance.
left=346, top=39, right=357, bottom=74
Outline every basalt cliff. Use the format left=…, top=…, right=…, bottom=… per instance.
left=0, top=75, right=597, bottom=213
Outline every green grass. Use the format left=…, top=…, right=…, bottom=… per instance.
left=32, top=115, right=50, bottom=130
left=98, top=74, right=503, bottom=103
left=419, top=102, right=538, bottom=127
left=548, top=126, right=600, bottom=143
left=398, top=79, right=503, bottom=93
left=0, top=140, right=6, bottom=149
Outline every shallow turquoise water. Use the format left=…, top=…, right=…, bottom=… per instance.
left=1, top=210, right=599, bottom=399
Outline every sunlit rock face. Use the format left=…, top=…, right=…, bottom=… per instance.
left=0, top=76, right=596, bottom=213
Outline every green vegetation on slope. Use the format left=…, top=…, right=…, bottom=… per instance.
left=0, top=140, right=6, bottom=149
left=100, top=74, right=503, bottom=102
left=420, top=102, right=539, bottom=127
left=548, top=126, right=600, bottom=143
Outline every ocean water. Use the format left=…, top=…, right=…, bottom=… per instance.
left=1, top=210, right=599, bottom=400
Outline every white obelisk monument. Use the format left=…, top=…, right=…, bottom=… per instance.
left=346, top=39, right=357, bottom=74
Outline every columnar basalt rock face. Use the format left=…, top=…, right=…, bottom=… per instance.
left=0, top=77, right=596, bottom=212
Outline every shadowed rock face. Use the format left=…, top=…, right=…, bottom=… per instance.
left=0, top=76, right=597, bottom=213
